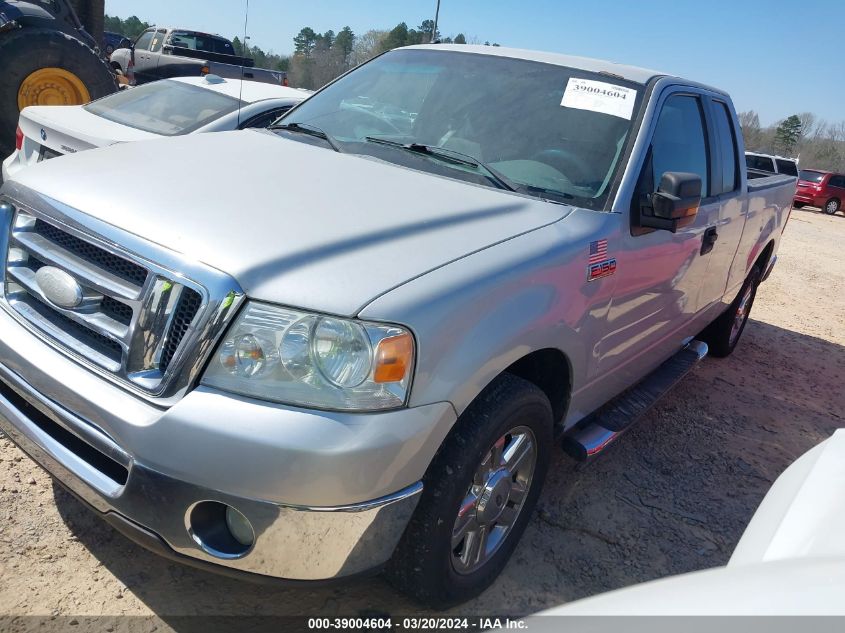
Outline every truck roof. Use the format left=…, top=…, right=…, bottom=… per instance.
left=746, top=151, right=799, bottom=162
left=403, top=44, right=691, bottom=88
left=153, top=26, right=228, bottom=39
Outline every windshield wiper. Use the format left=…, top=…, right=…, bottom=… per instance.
left=271, top=122, right=342, bottom=153
left=365, top=137, right=518, bottom=193
left=364, top=137, right=572, bottom=203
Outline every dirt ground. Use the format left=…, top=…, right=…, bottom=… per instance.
left=1, top=206, right=844, bottom=627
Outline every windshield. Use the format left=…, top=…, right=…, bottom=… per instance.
left=799, top=170, right=825, bottom=183
left=280, top=49, right=642, bottom=208
left=84, top=80, right=242, bottom=135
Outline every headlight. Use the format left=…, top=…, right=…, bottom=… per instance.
left=201, top=302, right=414, bottom=411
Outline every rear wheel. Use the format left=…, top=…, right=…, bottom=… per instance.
left=701, top=266, right=762, bottom=357
left=0, top=28, right=117, bottom=156
left=386, top=374, right=552, bottom=608
left=824, top=198, right=840, bottom=215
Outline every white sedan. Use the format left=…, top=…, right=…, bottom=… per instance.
left=2, top=76, right=310, bottom=182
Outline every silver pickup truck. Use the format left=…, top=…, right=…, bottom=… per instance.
left=109, top=27, right=288, bottom=87
left=0, top=45, right=794, bottom=607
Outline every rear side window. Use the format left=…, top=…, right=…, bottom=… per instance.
left=745, top=154, right=775, bottom=173
left=651, top=95, right=709, bottom=196
left=150, top=29, right=166, bottom=53
left=775, top=159, right=798, bottom=177
left=830, top=175, right=845, bottom=188
left=711, top=102, right=738, bottom=194
left=168, top=31, right=234, bottom=55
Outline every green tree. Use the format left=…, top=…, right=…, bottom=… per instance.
left=317, top=29, right=335, bottom=50
left=293, top=27, right=319, bottom=56
left=454, top=33, right=467, bottom=44
left=122, top=15, right=150, bottom=38
left=334, top=26, right=355, bottom=58
left=406, top=28, right=423, bottom=45
left=418, top=19, right=438, bottom=43
left=774, top=115, right=802, bottom=155
left=231, top=36, right=244, bottom=56
left=381, top=22, right=410, bottom=51
left=103, top=14, right=150, bottom=38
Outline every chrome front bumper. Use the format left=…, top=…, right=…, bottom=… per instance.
left=0, top=362, right=423, bottom=580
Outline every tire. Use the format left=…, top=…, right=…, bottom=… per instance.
left=0, top=28, right=117, bottom=156
left=792, top=202, right=805, bottom=209
left=386, top=373, right=553, bottom=608
left=824, top=198, right=840, bottom=215
left=701, top=266, right=762, bottom=357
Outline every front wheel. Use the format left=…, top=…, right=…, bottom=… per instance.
left=701, top=266, right=762, bottom=357
left=824, top=198, right=840, bottom=215
left=386, top=374, right=552, bottom=608
left=792, top=202, right=805, bottom=209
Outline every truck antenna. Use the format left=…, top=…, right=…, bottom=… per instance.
left=237, top=0, right=250, bottom=128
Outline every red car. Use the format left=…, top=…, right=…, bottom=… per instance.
left=794, top=169, right=845, bottom=215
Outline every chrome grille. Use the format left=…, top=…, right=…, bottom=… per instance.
left=32, top=219, right=148, bottom=286
left=0, top=192, right=244, bottom=402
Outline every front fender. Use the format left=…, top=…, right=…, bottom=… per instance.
left=359, top=213, right=612, bottom=419
left=109, top=48, right=130, bottom=71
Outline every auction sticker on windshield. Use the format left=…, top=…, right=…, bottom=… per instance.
left=561, top=78, right=636, bottom=120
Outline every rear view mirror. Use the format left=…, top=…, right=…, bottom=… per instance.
left=640, top=171, right=702, bottom=232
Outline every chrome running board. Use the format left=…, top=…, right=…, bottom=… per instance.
left=562, top=340, right=709, bottom=461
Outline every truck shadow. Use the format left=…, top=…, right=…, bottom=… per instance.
left=51, top=317, right=845, bottom=623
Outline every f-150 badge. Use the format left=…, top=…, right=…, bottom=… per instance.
left=587, top=239, right=616, bottom=281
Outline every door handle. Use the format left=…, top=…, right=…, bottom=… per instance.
left=701, top=227, right=718, bottom=255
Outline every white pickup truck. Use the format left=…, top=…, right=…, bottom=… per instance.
left=0, top=45, right=795, bottom=607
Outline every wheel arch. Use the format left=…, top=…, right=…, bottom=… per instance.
left=754, top=239, right=775, bottom=273
left=502, top=348, right=572, bottom=425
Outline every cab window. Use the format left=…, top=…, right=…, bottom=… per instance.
left=650, top=95, right=709, bottom=196
left=150, top=28, right=167, bottom=53
left=711, top=101, right=739, bottom=194
left=775, top=159, right=798, bottom=177
left=134, top=30, right=155, bottom=51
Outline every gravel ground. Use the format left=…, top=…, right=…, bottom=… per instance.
left=1, top=206, right=843, bottom=627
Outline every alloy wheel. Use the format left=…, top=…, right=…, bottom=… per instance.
left=451, top=426, right=537, bottom=575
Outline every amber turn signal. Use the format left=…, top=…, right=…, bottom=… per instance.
left=373, top=333, right=414, bottom=383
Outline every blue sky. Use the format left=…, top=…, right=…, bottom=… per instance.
left=104, top=0, right=843, bottom=126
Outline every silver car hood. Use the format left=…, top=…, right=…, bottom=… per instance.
left=8, top=130, right=571, bottom=316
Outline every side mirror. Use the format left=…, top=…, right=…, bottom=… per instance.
left=640, top=171, right=701, bottom=232
left=162, top=44, right=174, bottom=53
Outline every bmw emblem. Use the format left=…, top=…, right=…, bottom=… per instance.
left=40, top=128, right=47, bottom=141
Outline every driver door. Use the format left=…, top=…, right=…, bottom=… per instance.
left=594, top=90, right=720, bottom=391
left=131, top=29, right=156, bottom=83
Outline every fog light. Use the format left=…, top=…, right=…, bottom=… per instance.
left=187, top=501, right=255, bottom=558
left=225, top=506, right=254, bottom=547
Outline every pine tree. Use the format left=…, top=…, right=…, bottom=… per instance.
left=774, top=115, right=802, bottom=155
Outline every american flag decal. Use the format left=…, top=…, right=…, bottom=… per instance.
left=588, top=239, right=608, bottom=264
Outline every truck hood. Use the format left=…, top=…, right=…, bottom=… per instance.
left=8, top=130, right=571, bottom=316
